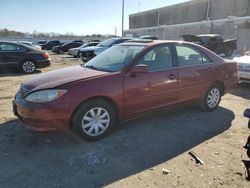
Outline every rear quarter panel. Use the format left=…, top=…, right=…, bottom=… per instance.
left=195, top=44, right=238, bottom=95
left=217, top=60, right=238, bottom=93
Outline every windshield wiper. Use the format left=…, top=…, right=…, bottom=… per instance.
left=83, top=65, right=101, bottom=71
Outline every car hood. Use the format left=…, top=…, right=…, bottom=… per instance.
left=80, top=46, right=105, bottom=52
left=52, top=45, right=61, bottom=49
left=69, top=47, right=80, bottom=51
left=22, top=66, right=109, bottom=91
left=233, top=55, right=250, bottom=64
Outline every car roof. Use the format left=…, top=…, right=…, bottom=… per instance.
left=197, top=34, right=220, bottom=37
left=119, top=40, right=193, bottom=47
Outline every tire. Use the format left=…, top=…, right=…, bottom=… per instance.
left=59, top=49, right=64, bottom=54
left=224, top=48, right=233, bottom=57
left=20, top=60, right=36, bottom=74
left=201, top=84, right=222, bottom=112
left=72, top=99, right=116, bottom=141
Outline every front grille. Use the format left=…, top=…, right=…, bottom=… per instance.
left=239, top=64, right=250, bottom=72
left=19, top=86, right=30, bottom=98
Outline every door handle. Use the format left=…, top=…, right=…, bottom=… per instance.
left=169, top=74, right=175, bottom=80
left=208, top=67, right=213, bottom=72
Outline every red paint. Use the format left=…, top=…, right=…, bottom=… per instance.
left=13, top=41, right=238, bottom=131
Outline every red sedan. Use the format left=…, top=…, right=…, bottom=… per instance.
left=13, top=40, right=238, bottom=141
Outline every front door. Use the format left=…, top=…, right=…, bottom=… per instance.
left=124, top=45, right=178, bottom=117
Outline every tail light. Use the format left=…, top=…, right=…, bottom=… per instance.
left=42, top=52, right=49, bottom=59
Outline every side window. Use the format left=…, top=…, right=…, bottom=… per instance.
left=176, top=45, right=211, bottom=66
left=0, top=43, right=25, bottom=52
left=140, top=46, right=173, bottom=71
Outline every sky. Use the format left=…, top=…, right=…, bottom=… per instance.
left=0, top=0, right=188, bottom=36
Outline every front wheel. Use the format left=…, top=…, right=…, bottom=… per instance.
left=20, top=61, right=36, bottom=74
left=72, top=99, right=116, bottom=141
left=201, top=84, right=222, bottom=112
left=59, top=49, right=64, bottom=54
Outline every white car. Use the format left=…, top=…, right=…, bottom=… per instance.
left=68, top=42, right=99, bottom=57
left=18, top=41, right=41, bottom=50
left=233, top=55, right=250, bottom=83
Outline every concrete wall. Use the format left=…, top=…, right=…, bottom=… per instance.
left=129, top=0, right=250, bottom=29
left=125, top=16, right=250, bottom=53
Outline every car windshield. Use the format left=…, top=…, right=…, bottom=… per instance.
left=62, top=42, right=70, bottom=47
left=198, top=36, right=210, bottom=44
left=83, top=45, right=144, bottom=72
left=97, top=38, right=118, bottom=47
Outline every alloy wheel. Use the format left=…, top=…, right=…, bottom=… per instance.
left=22, top=61, right=35, bottom=73
left=207, top=88, right=220, bottom=109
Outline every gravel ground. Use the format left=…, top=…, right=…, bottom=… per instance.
left=0, top=53, right=250, bottom=188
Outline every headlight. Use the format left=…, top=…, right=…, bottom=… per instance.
left=25, top=89, right=67, bottom=103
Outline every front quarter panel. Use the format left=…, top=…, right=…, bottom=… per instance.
left=58, top=73, right=125, bottom=121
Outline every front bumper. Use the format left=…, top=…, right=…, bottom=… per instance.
left=13, top=97, right=75, bottom=132
left=68, top=50, right=78, bottom=56
left=239, top=71, right=250, bottom=83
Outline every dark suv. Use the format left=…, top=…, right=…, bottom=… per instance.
left=40, top=40, right=61, bottom=50
left=0, top=41, right=50, bottom=73
left=51, top=42, right=83, bottom=54
left=79, top=38, right=131, bottom=62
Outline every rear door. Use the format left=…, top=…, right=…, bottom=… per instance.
left=174, top=44, right=215, bottom=102
left=124, top=44, right=178, bottom=116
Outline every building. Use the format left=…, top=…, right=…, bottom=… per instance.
left=125, top=0, right=250, bottom=53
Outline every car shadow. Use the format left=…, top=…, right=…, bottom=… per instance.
left=0, top=68, right=41, bottom=77
left=0, top=106, right=234, bottom=188
left=230, top=83, right=250, bottom=100
left=61, top=56, right=80, bottom=59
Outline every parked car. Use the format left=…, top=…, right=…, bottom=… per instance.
left=68, top=42, right=99, bottom=57
left=51, top=42, right=83, bottom=54
left=36, top=40, right=47, bottom=45
left=183, top=34, right=237, bottom=57
left=79, top=38, right=131, bottom=62
left=18, top=41, right=41, bottom=50
left=13, top=40, right=238, bottom=141
left=40, top=40, right=61, bottom=50
left=139, top=35, right=158, bottom=40
left=72, top=40, right=84, bottom=43
left=233, top=55, right=250, bottom=83
left=0, top=41, right=50, bottom=73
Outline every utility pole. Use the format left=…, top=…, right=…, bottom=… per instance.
left=122, top=0, right=124, bottom=37
left=115, top=27, right=117, bottom=36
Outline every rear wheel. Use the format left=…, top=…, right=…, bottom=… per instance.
left=72, top=99, right=116, bottom=141
left=59, top=49, right=64, bottom=54
left=20, top=60, right=36, bottom=74
left=201, top=84, right=222, bottom=112
left=77, top=52, right=80, bottom=58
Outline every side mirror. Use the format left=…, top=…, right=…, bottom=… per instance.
left=131, top=64, right=148, bottom=74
